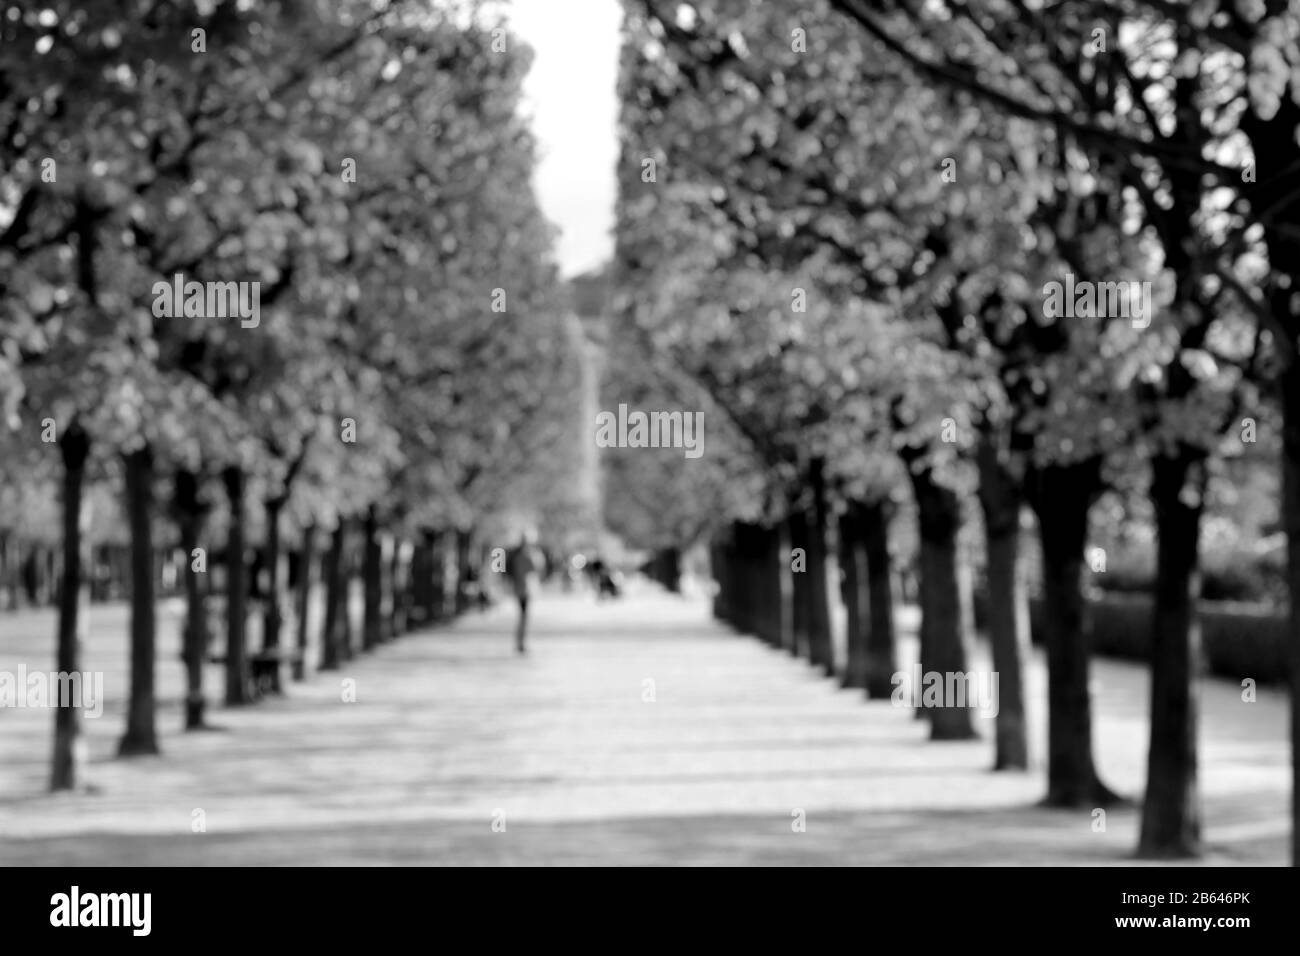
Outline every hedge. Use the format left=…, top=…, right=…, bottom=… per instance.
left=1017, top=592, right=1290, bottom=686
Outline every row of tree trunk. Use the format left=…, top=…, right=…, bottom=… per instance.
left=710, top=492, right=899, bottom=702
left=49, top=441, right=484, bottom=790
left=642, top=547, right=683, bottom=593
left=712, top=441, right=1205, bottom=858
left=0, top=539, right=61, bottom=609
left=0, top=536, right=188, bottom=609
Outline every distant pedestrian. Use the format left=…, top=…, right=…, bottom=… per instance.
left=588, top=556, right=621, bottom=600
left=505, top=532, right=541, bottom=653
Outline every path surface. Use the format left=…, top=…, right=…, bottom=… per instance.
left=0, top=581, right=1289, bottom=865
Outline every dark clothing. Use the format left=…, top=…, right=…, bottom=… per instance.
left=515, top=594, right=529, bottom=653
left=507, top=543, right=540, bottom=653
left=506, top=545, right=538, bottom=599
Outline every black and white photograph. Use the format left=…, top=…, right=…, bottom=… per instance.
left=0, top=0, right=1296, bottom=929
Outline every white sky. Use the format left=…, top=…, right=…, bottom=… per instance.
left=505, top=0, right=621, bottom=278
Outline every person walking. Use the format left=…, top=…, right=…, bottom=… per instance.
left=505, top=532, right=540, bottom=654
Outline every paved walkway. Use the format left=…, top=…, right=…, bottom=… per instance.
left=0, top=581, right=1289, bottom=864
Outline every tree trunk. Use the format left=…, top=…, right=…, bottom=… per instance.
left=749, top=529, right=769, bottom=642
left=1285, top=357, right=1300, bottom=867
left=914, top=516, right=934, bottom=718
left=0, top=533, right=12, bottom=611
left=662, top=546, right=683, bottom=593
left=174, top=470, right=209, bottom=727
left=860, top=498, right=897, bottom=699
left=976, top=430, right=1029, bottom=770
left=382, top=535, right=403, bottom=639
left=339, top=519, right=355, bottom=661
left=806, top=458, right=834, bottom=675
left=47, top=546, right=59, bottom=606
left=911, top=490, right=935, bottom=725
left=761, top=526, right=784, bottom=646
left=408, top=531, right=427, bottom=626
left=119, top=444, right=160, bottom=755
left=436, top=530, right=455, bottom=621
left=729, top=523, right=748, bottom=633
left=293, top=524, right=315, bottom=681
left=787, top=509, right=809, bottom=659
left=424, top=528, right=450, bottom=624
left=24, top=548, right=39, bottom=606
left=260, top=497, right=285, bottom=694
left=772, top=522, right=793, bottom=651
left=1235, top=88, right=1300, bottom=866
left=51, top=421, right=91, bottom=791
left=1138, top=446, right=1205, bottom=857
left=711, top=534, right=732, bottom=624
left=908, top=465, right=976, bottom=740
left=10, top=538, right=21, bottom=609
left=1026, top=457, right=1119, bottom=806
left=840, top=504, right=868, bottom=689
left=737, top=522, right=765, bottom=637
left=454, top=527, right=473, bottom=615
left=730, top=522, right=753, bottom=634
left=10, top=536, right=23, bottom=609
left=222, top=466, right=252, bottom=705
left=363, top=506, right=383, bottom=651
left=414, top=528, right=439, bottom=625
left=392, top=538, right=413, bottom=634
left=36, top=548, right=44, bottom=605
left=319, top=520, right=345, bottom=670
left=1, top=534, right=12, bottom=610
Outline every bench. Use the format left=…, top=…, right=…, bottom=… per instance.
left=208, top=646, right=305, bottom=701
